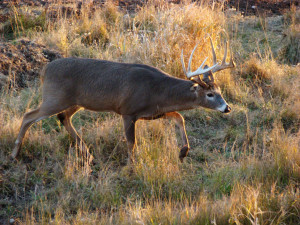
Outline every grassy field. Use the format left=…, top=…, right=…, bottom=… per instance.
left=0, top=1, right=299, bottom=224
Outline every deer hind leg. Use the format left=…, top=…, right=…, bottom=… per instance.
left=11, top=103, right=69, bottom=159
left=57, top=106, right=93, bottom=164
left=122, top=115, right=137, bottom=165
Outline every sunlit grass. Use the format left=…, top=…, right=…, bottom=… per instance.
left=0, top=1, right=299, bottom=224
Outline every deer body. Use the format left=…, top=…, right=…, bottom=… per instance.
left=12, top=38, right=234, bottom=163
left=44, top=58, right=197, bottom=116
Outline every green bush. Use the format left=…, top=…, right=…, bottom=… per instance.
left=3, top=10, right=46, bottom=39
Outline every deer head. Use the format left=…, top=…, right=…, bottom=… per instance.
left=181, top=37, right=235, bottom=113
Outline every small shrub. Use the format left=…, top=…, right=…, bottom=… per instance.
left=268, top=122, right=300, bottom=179
left=279, top=5, right=300, bottom=64
left=81, top=25, right=109, bottom=46
left=240, top=56, right=271, bottom=81
left=134, top=4, right=157, bottom=32
left=101, top=0, right=120, bottom=26
left=283, top=4, right=300, bottom=26
left=3, top=9, right=46, bottom=39
left=280, top=107, right=300, bottom=132
left=278, top=25, right=300, bottom=65
left=75, top=12, right=109, bottom=46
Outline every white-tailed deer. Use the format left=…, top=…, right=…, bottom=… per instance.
left=12, top=38, right=234, bottom=163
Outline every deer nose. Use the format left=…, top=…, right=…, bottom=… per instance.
left=224, top=105, right=231, bottom=113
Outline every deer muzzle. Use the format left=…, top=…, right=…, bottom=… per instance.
left=216, top=103, right=231, bottom=113
left=223, top=105, right=231, bottom=113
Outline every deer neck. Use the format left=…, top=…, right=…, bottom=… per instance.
left=158, top=79, right=198, bottom=113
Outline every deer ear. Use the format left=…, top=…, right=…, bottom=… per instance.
left=190, top=83, right=200, bottom=92
left=191, top=76, right=209, bottom=89
left=203, top=65, right=214, bottom=83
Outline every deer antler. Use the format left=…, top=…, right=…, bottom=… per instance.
left=209, top=37, right=235, bottom=73
left=181, top=44, right=218, bottom=79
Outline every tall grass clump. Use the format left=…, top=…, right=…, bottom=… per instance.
left=134, top=120, right=181, bottom=185
left=280, top=5, right=300, bottom=64
left=33, top=2, right=227, bottom=78
left=239, top=54, right=299, bottom=113
left=3, top=5, right=46, bottom=39
left=268, top=122, right=300, bottom=179
left=229, top=183, right=300, bottom=225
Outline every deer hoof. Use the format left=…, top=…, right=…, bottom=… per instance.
left=9, top=154, right=18, bottom=163
left=87, top=154, right=95, bottom=166
left=10, top=148, right=19, bottom=160
left=179, top=145, right=189, bottom=162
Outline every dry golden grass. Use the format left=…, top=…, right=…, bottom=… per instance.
left=0, top=1, right=299, bottom=224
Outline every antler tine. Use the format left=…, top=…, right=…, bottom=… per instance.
left=198, top=57, right=208, bottom=72
left=222, top=40, right=227, bottom=65
left=181, top=43, right=218, bottom=79
left=229, top=46, right=235, bottom=67
left=181, top=50, right=187, bottom=76
left=209, top=37, right=217, bottom=65
left=187, top=44, right=199, bottom=74
left=186, top=58, right=218, bottom=78
left=211, top=38, right=235, bottom=73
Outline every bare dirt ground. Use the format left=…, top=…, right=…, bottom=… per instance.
left=0, top=39, right=61, bottom=89
left=0, top=0, right=298, bottom=15
left=226, top=0, right=299, bottom=16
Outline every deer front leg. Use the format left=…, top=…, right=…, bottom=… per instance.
left=122, top=115, right=137, bottom=165
left=163, top=112, right=190, bottom=162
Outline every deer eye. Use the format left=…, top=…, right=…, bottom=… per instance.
left=207, top=93, right=214, bottom=97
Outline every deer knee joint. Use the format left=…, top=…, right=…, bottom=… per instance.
left=57, top=113, right=66, bottom=124
left=179, top=145, right=189, bottom=162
